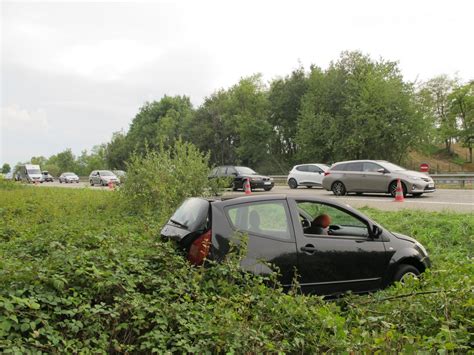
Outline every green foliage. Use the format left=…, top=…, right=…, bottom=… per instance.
left=1, top=164, right=11, bottom=174
left=296, top=51, right=422, bottom=164
left=0, top=182, right=472, bottom=352
left=118, top=140, right=215, bottom=217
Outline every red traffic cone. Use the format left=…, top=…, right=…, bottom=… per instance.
left=394, top=179, right=404, bottom=202
left=108, top=181, right=115, bottom=190
left=244, top=178, right=252, bottom=195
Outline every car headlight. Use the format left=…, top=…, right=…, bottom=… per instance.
left=270, top=177, right=274, bottom=181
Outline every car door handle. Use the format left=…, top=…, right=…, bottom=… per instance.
left=300, top=244, right=317, bottom=254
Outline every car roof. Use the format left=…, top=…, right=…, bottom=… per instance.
left=332, top=159, right=389, bottom=165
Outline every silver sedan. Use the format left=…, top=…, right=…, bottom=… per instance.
left=322, top=160, right=435, bottom=197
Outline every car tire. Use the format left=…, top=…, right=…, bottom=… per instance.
left=288, top=178, right=298, bottom=189
left=393, top=264, right=420, bottom=283
left=389, top=181, right=407, bottom=197
left=331, top=181, right=346, bottom=196
left=264, top=187, right=273, bottom=191
left=412, top=193, right=423, bottom=197
left=306, top=186, right=313, bottom=189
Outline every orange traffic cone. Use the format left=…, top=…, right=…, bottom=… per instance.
left=394, top=179, right=404, bottom=202
left=108, top=181, right=115, bottom=190
left=244, top=178, right=252, bottom=195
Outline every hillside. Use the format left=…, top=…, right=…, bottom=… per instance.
left=407, top=144, right=474, bottom=173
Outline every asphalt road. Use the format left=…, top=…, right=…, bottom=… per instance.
left=225, top=185, right=474, bottom=213
left=35, top=181, right=473, bottom=213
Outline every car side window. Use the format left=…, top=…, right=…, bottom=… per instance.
left=296, top=165, right=308, bottom=172
left=344, top=162, right=363, bottom=172
left=217, top=167, right=226, bottom=177
left=363, top=162, right=383, bottom=172
left=226, top=201, right=291, bottom=240
left=297, top=201, right=369, bottom=238
left=308, top=165, right=322, bottom=173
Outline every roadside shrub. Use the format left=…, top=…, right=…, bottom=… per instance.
left=119, top=140, right=216, bottom=218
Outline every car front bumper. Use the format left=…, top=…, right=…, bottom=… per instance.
left=409, top=182, right=436, bottom=194
left=250, top=181, right=274, bottom=189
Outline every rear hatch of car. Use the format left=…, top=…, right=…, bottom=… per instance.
left=160, top=197, right=213, bottom=265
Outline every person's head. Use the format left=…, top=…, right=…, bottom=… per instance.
left=313, top=214, right=331, bottom=228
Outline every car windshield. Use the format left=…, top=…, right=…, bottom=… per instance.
left=235, top=166, right=257, bottom=175
left=380, top=162, right=406, bottom=172
left=99, top=170, right=115, bottom=176
left=319, top=164, right=330, bottom=171
left=27, top=169, right=41, bottom=174
left=64, top=173, right=76, bottom=177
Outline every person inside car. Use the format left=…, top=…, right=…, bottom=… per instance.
left=305, top=213, right=331, bottom=235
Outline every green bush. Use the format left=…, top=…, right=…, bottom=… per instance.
left=0, top=185, right=472, bottom=352
left=119, top=140, right=217, bottom=217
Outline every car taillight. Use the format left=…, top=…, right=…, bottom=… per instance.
left=324, top=172, right=330, bottom=176
left=187, top=230, right=212, bottom=266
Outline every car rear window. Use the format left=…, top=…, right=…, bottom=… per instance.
left=169, top=198, right=210, bottom=232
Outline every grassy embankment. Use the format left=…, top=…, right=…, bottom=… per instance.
left=0, top=183, right=472, bottom=352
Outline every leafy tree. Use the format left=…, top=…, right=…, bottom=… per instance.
left=1, top=163, right=11, bottom=174
left=417, top=75, right=458, bottom=154
left=127, top=96, right=194, bottom=155
left=268, top=66, right=309, bottom=168
left=296, top=51, right=422, bottom=164
left=449, top=81, right=474, bottom=162
left=105, top=131, right=129, bottom=170
left=30, top=156, right=48, bottom=167
left=47, top=149, right=77, bottom=174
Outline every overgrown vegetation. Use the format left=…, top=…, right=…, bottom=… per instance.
left=0, top=181, right=472, bottom=352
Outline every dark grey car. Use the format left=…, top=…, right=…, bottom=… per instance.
left=161, top=194, right=431, bottom=295
left=322, top=160, right=435, bottom=197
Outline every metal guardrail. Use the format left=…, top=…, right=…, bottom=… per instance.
left=269, top=174, right=474, bottom=188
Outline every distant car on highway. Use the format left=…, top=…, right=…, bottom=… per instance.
left=287, top=163, right=330, bottom=189
left=59, top=172, right=80, bottom=183
left=322, top=160, right=436, bottom=197
left=41, top=171, right=54, bottom=182
left=89, top=170, right=120, bottom=186
left=209, top=165, right=274, bottom=191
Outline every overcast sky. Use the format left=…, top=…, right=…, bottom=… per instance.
left=1, top=0, right=473, bottom=166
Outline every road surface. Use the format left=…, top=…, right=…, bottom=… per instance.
left=34, top=181, right=474, bottom=212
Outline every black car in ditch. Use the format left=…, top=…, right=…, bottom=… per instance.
left=161, top=194, right=431, bottom=295
left=209, top=166, right=274, bottom=191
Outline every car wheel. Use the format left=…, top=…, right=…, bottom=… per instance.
left=288, top=178, right=298, bottom=189
left=412, top=193, right=423, bottom=197
left=394, top=264, right=420, bottom=283
left=264, top=187, right=273, bottom=191
left=389, top=181, right=407, bottom=197
left=306, top=186, right=313, bottom=189
left=331, top=181, right=346, bottom=196
left=101, top=180, right=106, bottom=186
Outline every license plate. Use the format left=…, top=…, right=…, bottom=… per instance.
left=428, top=184, right=434, bottom=188
left=264, top=181, right=271, bottom=185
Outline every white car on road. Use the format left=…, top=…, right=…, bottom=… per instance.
left=287, top=163, right=330, bottom=189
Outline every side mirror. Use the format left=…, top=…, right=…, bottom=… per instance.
left=377, top=168, right=386, bottom=174
left=371, top=225, right=382, bottom=238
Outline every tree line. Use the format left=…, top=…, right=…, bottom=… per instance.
left=14, top=51, right=474, bottom=176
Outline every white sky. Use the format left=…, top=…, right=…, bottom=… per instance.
left=1, top=0, right=473, bottom=165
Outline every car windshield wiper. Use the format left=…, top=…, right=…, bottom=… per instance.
left=169, top=219, right=188, bottom=229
